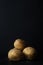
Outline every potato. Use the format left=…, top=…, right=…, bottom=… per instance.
left=23, top=47, right=36, bottom=60
left=14, top=39, right=25, bottom=50
left=8, top=48, right=23, bottom=61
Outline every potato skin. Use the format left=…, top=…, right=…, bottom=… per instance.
left=23, top=47, right=36, bottom=60
left=8, top=48, right=23, bottom=61
left=14, top=39, right=25, bottom=50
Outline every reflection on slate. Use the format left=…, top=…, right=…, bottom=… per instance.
left=0, top=56, right=43, bottom=65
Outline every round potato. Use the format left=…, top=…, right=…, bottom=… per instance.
left=8, top=48, right=23, bottom=61
left=23, top=47, right=36, bottom=60
left=14, top=39, right=25, bottom=50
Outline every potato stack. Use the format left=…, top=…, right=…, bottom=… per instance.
left=8, top=39, right=36, bottom=61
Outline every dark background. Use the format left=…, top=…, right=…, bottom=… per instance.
left=0, top=0, right=43, bottom=64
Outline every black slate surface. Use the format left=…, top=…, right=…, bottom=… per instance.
left=0, top=57, right=43, bottom=65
